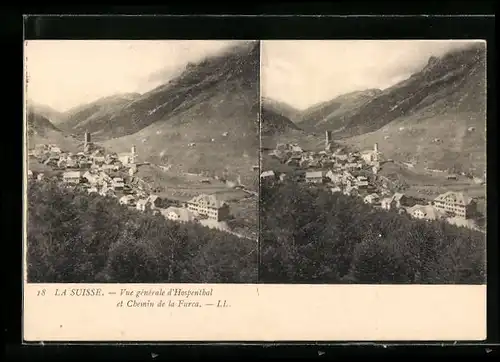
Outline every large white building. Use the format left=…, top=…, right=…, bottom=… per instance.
left=433, top=191, right=477, bottom=219
left=186, top=194, right=230, bottom=221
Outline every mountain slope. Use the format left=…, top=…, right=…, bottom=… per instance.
left=26, top=108, right=79, bottom=151
left=27, top=108, right=61, bottom=136
left=58, top=93, right=141, bottom=136
left=340, top=43, right=487, bottom=175
left=65, top=42, right=259, bottom=143
left=28, top=102, right=65, bottom=125
left=103, top=41, right=260, bottom=188
left=260, top=102, right=324, bottom=151
left=262, top=97, right=302, bottom=123
left=298, top=89, right=382, bottom=130
left=324, top=43, right=486, bottom=138
left=261, top=104, right=302, bottom=136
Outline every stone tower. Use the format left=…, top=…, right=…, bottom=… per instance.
left=373, top=143, right=379, bottom=163
left=325, top=130, right=333, bottom=150
left=130, top=145, right=137, bottom=164
left=325, top=131, right=332, bottom=147
left=84, top=131, right=91, bottom=145
left=84, top=131, right=92, bottom=153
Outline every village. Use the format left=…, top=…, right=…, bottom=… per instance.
left=27, top=132, right=245, bottom=236
left=261, top=131, right=486, bottom=232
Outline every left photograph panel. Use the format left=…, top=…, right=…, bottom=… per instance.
left=24, top=40, right=260, bottom=284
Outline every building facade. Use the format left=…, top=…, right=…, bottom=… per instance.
left=62, top=171, right=82, bottom=184
left=118, top=145, right=137, bottom=166
left=306, top=171, right=327, bottom=184
left=433, top=191, right=476, bottom=219
left=186, top=194, right=230, bottom=222
left=361, top=143, right=381, bottom=165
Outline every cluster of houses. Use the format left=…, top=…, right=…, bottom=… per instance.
left=28, top=134, right=233, bottom=227
left=262, top=134, right=384, bottom=196
left=261, top=131, right=480, bottom=228
left=359, top=190, right=477, bottom=224
left=118, top=192, right=231, bottom=224
left=28, top=140, right=138, bottom=176
left=267, top=140, right=382, bottom=175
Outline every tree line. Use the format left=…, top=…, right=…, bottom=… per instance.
left=259, top=182, right=486, bottom=284
left=26, top=180, right=257, bottom=283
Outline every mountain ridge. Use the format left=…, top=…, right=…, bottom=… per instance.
left=298, top=89, right=382, bottom=130
left=307, top=43, right=486, bottom=137
left=262, top=97, right=303, bottom=123
left=26, top=108, right=79, bottom=152
left=261, top=103, right=302, bottom=136
left=27, top=108, right=61, bottom=136
left=101, top=41, right=261, bottom=188
left=26, top=101, right=65, bottom=125
left=339, top=43, right=486, bottom=175
left=261, top=43, right=486, bottom=175
left=59, top=41, right=259, bottom=142
left=57, top=93, right=142, bottom=136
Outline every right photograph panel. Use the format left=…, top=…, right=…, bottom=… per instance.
left=259, top=40, right=487, bottom=284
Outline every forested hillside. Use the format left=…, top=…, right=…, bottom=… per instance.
left=259, top=182, right=486, bottom=284
left=26, top=181, right=257, bottom=283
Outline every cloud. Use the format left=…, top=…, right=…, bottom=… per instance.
left=24, top=40, right=239, bottom=112
left=261, top=40, right=481, bottom=110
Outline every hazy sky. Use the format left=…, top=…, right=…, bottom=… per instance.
left=261, top=40, right=483, bottom=110
left=25, top=40, right=239, bottom=112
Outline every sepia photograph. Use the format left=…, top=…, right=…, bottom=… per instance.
left=259, top=40, right=487, bottom=284
left=19, top=13, right=492, bottom=343
left=24, top=40, right=260, bottom=284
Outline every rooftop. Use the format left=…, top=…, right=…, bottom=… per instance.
left=120, top=195, right=135, bottom=202
left=188, top=194, right=227, bottom=209
left=260, top=170, right=276, bottom=178
left=306, top=171, right=326, bottom=177
left=63, top=171, right=82, bottom=177
left=147, top=195, right=159, bottom=203
left=408, top=204, right=443, bottom=220
left=392, top=192, right=405, bottom=202
left=434, top=191, right=473, bottom=205
left=162, top=207, right=197, bottom=222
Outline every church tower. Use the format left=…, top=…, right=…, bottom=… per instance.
left=84, top=131, right=92, bottom=153
left=325, top=131, right=332, bottom=147
left=325, top=130, right=333, bottom=151
left=130, top=145, right=137, bottom=164
left=373, top=143, right=379, bottom=163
